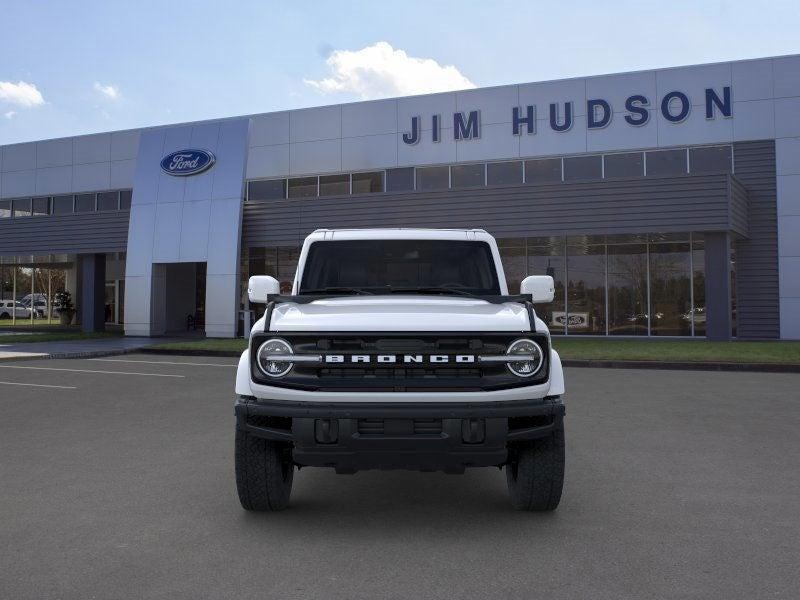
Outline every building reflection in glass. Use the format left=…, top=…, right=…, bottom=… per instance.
left=495, top=232, right=719, bottom=337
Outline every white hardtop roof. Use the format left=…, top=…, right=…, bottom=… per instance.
left=307, top=228, right=493, bottom=242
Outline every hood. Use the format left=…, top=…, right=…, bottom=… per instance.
left=267, top=296, right=531, bottom=332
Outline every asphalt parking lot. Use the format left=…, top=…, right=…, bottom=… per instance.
left=1, top=355, right=799, bottom=599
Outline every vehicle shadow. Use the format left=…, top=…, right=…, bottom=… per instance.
left=233, top=468, right=562, bottom=534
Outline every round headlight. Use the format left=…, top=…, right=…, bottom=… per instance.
left=256, top=338, right=293, bottom=377
left=506, top=338, right=543, bottom=377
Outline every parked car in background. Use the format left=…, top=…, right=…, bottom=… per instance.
left=20, top=294, right=50, bottom=318
left=0, top=301, right=32, bottom=320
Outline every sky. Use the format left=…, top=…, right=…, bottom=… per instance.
left=1, top=0, right=799, bottom=145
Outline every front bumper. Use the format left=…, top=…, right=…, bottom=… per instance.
left=235, top=396, right=564, bottom=473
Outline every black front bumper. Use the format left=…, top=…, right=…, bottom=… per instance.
left=235, top=396, right=564, bottom=473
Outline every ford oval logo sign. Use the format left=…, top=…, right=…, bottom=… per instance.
left=160, top=149, right=215, bottom=176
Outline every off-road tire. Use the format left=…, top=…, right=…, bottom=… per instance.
left=506, top=420, right=565, bottom=511
left=235, top=427, right=294, bottom=511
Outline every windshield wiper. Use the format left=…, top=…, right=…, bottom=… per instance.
left=300, top=287, right=374, bottom=295
left=385, top=286, right=479, bottom=298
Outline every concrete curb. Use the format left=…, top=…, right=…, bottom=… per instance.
left=44, top=348, right=145, bottom=360
left=0, top=347, right=146, bottom=363
left=139, top=348, right=242, bottom=358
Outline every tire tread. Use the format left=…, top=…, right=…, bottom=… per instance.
left=235, top=428, right=293, bottom=511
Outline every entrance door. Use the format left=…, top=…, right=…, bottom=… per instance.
left=150, top=262, right=207, bottom=335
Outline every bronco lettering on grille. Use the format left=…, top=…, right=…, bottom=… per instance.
left=323, top=354, right=476, bottom=364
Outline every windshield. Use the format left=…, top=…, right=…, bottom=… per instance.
left=299, top=240, right=501, bottom=295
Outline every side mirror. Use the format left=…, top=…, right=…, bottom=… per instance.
left=248, top=275, right=280, bottom=303
left=520, top=275, right=555, bottom=303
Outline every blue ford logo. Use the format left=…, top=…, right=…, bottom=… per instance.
left=160, top=149, right=215, bottom=176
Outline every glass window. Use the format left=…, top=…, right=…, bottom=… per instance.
left=451, top=163, right=485, bottom=188
left=319, top=174, right=350, bottom=196
left=52, top=195, right=74, bottom=214
left=690, top=146, right=732, bottom=174
left=606, top=233, right=648, bottom=244
left=118, top=279, right=125, bottom=324
left=74, top=194, right=96, bottom=212
left=646, top=149, right=687, bottom=176
left=604, top=153, right=644, bottom=178
left=249, top=179, right=286, bottom=201
left=416, top=166, right=449, bottom=191
left=528, top=237, right=566, bottom=333
left=525, top=158, right=562, bottom=184
left=0, top=200, right=10, bottom=218
left=288, top=177, right=317, bottom=198
left=105, top=281, right=117, bottom=324
left=607, top=243, right=648, bottom=335
left=692, top=235, right=706, bottom=337
left=498, top=238, right=526, bottom=294
left=98, top=191, right=119, bottom=211
left=247, top=246, right=266, bottom=279
left=12, top=198, right=32, bottom=217
left=563, top=155, right=602, bottom=181
left=352, top=171, right=384, bottom=194
left=649, top=242, right=691, bottom=336
left=386, top=167, right=415, bottom=192
left=566, top=241, right=606, bottom=334
left=119, top=190, right=132, bottom=210
left=299, top=240, right=500, bottom=294
left=277, top=246, right=300, bottom=294
left=648, top=232, right=690, bottom=243
left=32, top=197, right=49, bottom=216
left=487, top=161, right=523, bottom=186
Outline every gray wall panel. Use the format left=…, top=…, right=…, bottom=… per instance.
left=243, top=173, right=745, bottom=249
left=729, top=177, right=750, bottom=237
left=732, top=140, right=780, bottom=339
left=0, top=211, right=130, bottom=256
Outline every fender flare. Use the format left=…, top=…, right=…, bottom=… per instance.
left=548, top=348, right=565, bottom=396
left=235, top=348, right=252, bottom=396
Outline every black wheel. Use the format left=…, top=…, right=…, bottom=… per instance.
left=235, top=427, right=294, bottom=511
left=506, top=420, right=565, bottom=511
left=0, top=312, right=9, bottom=320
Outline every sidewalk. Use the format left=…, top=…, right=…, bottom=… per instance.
left=0, top=336, right=180, bottom=361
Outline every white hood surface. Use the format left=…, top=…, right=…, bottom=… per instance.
left=267, top=296, right=530, bottom=332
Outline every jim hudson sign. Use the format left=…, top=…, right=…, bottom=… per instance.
left=401, top=86, right=732, bottom=145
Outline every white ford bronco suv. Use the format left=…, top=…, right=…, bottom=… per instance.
left=235, top=228, right=565, bottom=511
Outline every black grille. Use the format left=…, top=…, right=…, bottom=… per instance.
left=251, top=332, right=549, bottom=391
left=319, top=367, right=483, bottom=379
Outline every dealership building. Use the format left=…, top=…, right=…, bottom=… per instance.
left=1, top=54, right=800, bottom=340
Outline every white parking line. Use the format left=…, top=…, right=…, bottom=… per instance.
left=0, top=366, right=185, bottom=378
left=0, top=380, right=77, bottom=389
left=90, top=358, right=236, bottom=368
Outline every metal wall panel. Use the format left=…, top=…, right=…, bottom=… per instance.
left=242, top=173, right=746, bottom=248
left=732, top=140, right=780, bottom=338
left=0, top=211, right=130, bottom=256
left=729, top=177, right=750, bottom=237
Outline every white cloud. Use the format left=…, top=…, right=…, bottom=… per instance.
left=0, top=81, right=44, bottom=107
left=4, top=110, right=17, bottom=119
left=304, top=41, right=475, bottom=100
left=93, top=82, right=121, bottom=100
